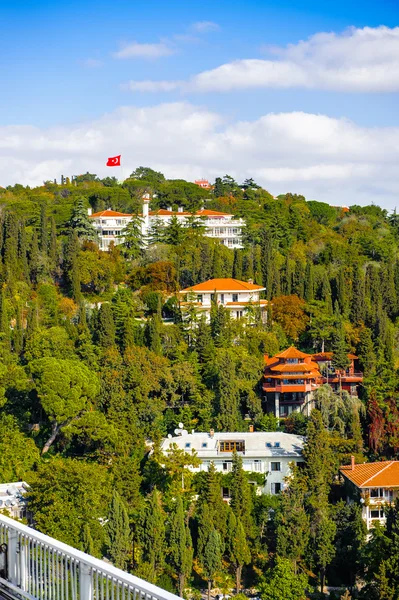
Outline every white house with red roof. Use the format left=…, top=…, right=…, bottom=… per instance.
left=89, top=195, right=245, bottom=250
left=340, top=458, right=399, bottom=529
left=179, top=277, right=267, bottom=322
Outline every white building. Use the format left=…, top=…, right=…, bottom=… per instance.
left=340, top=459, right=399, bottom=530
left=160, top=430, right=304, bottom=495
left=89, top=195, right=245, bottom=250
left=0, top=482, right=29, bottom=520
left=179, top=277, right=268, bottom=322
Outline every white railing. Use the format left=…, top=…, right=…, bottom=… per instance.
left=0, top=514, right=179, bottom=600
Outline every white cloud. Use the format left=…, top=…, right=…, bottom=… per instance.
left=191, top=21, right=220, bottom=33
left=1, top=103, right=399, bottom=208
left=125, top=26, right=399, bottom=92
left=113, top=41, right=175, bottom=59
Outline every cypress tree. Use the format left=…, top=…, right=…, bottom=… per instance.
left=304, top=261, right=314, bottom=302
left=320, top=272, right=333, bottom=314
left=142, top=489, right=166, bottom=582
left=169, top=496, right=193, bottom=596
left=351, top=264, right=366, bottom=324
left=216, top=351, right=240, bottom=431
left=81, top=523, right=96, bottom=556
left=40, top=203, right=48, bottom=254
left=106, top=490, right=131, bottom=570
left=197, top=505, right=223, bottom=600
left=226, top=510, right=251, bottom=593
left=18, top=221, right=29, bottom=281
left=49, top=216, right=57, bottom=273
left=243, top=252, right=254, bottom=282
left=253, top=245, right=262, bottom=285
left=229, top=452, right=253, bottom=533
left=336, top=267, right=348, bottom=315
left=357, top=327, right=376, bottom=376
left=232, top=249, right=243, bottom=280
left=212, top=243, right=223, bottom=279
left=64, top=230, right=81, bottom=301
left=260, top=229, right=273, bottom=299
left=283, top=254, right=292, bottom=295
left=0, top=287, right=10, bottom=346
left=145, top=314, right=162, bottom=355
left=292, top=260, right=305, bottom=299
left=332, top=324, right=350, bottom=372
left=4, top=212, right=18, bottom=283
left=214, top=177, right=224, bottom=197
left=29, top=231, right=40, bottom=285
left=97, top=303, right=116, bottom=348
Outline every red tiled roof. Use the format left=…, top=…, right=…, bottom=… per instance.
left=312, top=352, right=358, bottom=360
left=90, top=210, right=132, bottom=218
left=149, top=208, right=233, bottom=218
left=180, top=278, right=265, bottom=293
left=340, top=461, right=399, bottom=488
left=275, top=347, right=310, bottom=359
left=270, top=362, right=318, bottom=373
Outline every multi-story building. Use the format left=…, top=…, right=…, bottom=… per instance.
left=179, top=277, right=267, bottom=322
left=263, top=347, right=322, bottom=418
left=160, top=429, right=304, bottom=496
left=312, top=351, right=363, bottom=396
left=89, top=195, right=245, bottom=250
left=194, top=179, right=212, bottom=189
left=340, top=458, right=399, bottom=529
left=0, top=481, right=29, bottom=520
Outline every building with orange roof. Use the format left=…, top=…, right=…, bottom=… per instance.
left=194, top=179, right=212, bottom=189
left=340, top=458, right=399, bottom=529
left=263, top=347, right=322, bottom=418
left=89, top=194, right=245, bottom=250
left=179, top=278, right=267, bottom=322
left=312, top=352, right=363, bottom=396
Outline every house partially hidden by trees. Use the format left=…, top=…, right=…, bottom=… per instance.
left=179, top=277, right=267, bottom=323
left=340, top=458, right=399, bottom=529
left=160, top=429, right=304, bottom=496
left=263, top=347, right=364, bottom=418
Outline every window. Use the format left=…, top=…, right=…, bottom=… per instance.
left=253, top=460, right=262, bottom=472
left=219, top=440, right=245, bottom=452
left=274, top=442, right=280, bottom=448
left=220, top=294, right=225, bottom=304
left=197, top=294, right=203, bottom=303
left=271, top=483, right=281, bottom=495
left=296, top=461, right=305, bottom=468
left=222, top=487, right=230, bottom=499
left=370, top=488, right=380, bottom=498
left=232, top=293, right=238, bottom=302
left=271, top=462, right=281, bottom=472
left=185, top=443, right=191, bottom=449
left=201, top=442, right=208, bottom=448
left=266, top=442, right=272, bottom=448
left=370, top=509, right=384, bottom=519
left=222, top=461, right=232, bottom=472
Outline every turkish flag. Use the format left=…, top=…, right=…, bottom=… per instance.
left=106, top=155, right=121, bottom=167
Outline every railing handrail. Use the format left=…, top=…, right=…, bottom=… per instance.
left=0, top=513, right=179, bottom=600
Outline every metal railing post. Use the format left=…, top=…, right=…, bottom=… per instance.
left=80, top=562, right=93, bottom=599
left=7, top=528, right=18, bottom=585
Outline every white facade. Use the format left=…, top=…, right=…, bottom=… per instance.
left=89, top=196, right=245, bottom=250
left=179, top=278, right=268, bottom=322
left=160, top=431, right=304, bottom=495
left=0, top=481, right=29, bottom=520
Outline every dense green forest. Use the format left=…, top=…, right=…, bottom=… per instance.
left=1, top=167, right=399, bottom=599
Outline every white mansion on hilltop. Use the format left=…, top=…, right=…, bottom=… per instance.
left=89, top=194, right=245, bottom=251
left=161, top=430, right=304, bottom=496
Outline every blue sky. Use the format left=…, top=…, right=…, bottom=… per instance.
left=1, top=0, right=399, bottom=207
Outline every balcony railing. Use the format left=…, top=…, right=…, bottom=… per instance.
left=0, top=513, right=179, bottom=600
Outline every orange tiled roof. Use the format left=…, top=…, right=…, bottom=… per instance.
left=196, top=209, right=232, bottom=217
left=90, top=210, right=132, bottom=218
left=180, top=278, right=265, bottom=293
left=275, top=347, right=310, bottom=360
left=270, top=363, right=317, bottom=373
left=340, top=461, right=399, bottom=488
left=149, top=208, right=233, bottom=218
left=312, top=352, right=358, bottom=361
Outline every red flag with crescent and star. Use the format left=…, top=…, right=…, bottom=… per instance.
left=106, top=155, right=121, bottom=167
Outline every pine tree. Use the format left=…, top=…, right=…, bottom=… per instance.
left=106, top=490, right=131, bottom=569
left=81, top=522, right=96, bottom=556
left=97, top=303, right=116, bottom=348
left=197, top=512, right=223, bottom=600
left=216, top=351, right=240, bottom=431
left=357, top=327, right=376, bottom=376
left=214, top=177, right=224, bottom=197
left=169, top=496, right=193, bottom=596
left=163, top=215, right=186, bottom=246
left=121, top=216, right=144, bottom=259
left=69, top=197, right=97, bottom=241
left=148, top=217, right=165, bottom=245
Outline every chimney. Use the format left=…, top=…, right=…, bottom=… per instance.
left=209, top=428, right=214, bottom=438
left=351, top=455, right=355, bottom=470
left=249, top=424, right=254, bottom=433
left=248, top=278, right=253, bottom=284
left=167, top=206, right=173, bottom=212
left=178, top=206, right=184, bottom=213
left=142, top=194, right=150, bottom=219
left=87, top=207, right=93, bottom=216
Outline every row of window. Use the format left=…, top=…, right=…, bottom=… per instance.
left=221, top=461, right=281, bottom=472
left=183, top=441, right=281, bottom=450
left=369, top=488, right=394, bottom=499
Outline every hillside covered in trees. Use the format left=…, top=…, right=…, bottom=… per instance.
left=1, top=167, right=399, bottom=598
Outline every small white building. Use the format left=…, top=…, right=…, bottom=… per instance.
left=179, top=278, right=267, bottom=322
left=340, top=459, right=399, bottom=530
left=89, top=196, right=245, bottom=250
left=0, top=482, right=29, bottom=520
left=160, top=430, right=305, bottom=495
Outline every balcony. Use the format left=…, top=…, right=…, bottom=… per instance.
left=0, top=513, right=179, bottom=600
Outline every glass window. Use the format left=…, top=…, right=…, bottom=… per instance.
left=370, top=489, right=380, bottom=498
left=222, top=487, right=230, bottom=498
left=271, top=482, right=281, bottom=494
left=274, top=442, right=280, bottom=448
left=232, top=293, right=238, bottom=302
left=222, top=462, right=232, bottom=472
left=219, top=441, right=245, bottom=452
left=220, top=294, right=224, bottom=304
left=185, top=443, right=191, bottom=448
left=202, top=442, right=208, bottom=448
left=370, top=509, right=384, bottom=519
left=266, top=442, right=272, bottom=448
left=271, top=462, right=281, bottom=471
left=254, top=460, right=262, bottom=472
left=197, top=294, right=203, bottom=302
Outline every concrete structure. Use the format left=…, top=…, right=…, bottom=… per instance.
left=179, top=277, right=267, bottom=322
left=0, top=482, right=28, bottom=521
left=340, top=458, right=399, bottom=529
left=89, top=195, right=245, bottom=250
left=312, top=351, right=363, bottom=396
left=0, top=513, right=179, bottom=600
left=263, top=347, right=321, bottom=418
left=161, top=430, right=304, bottom=495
